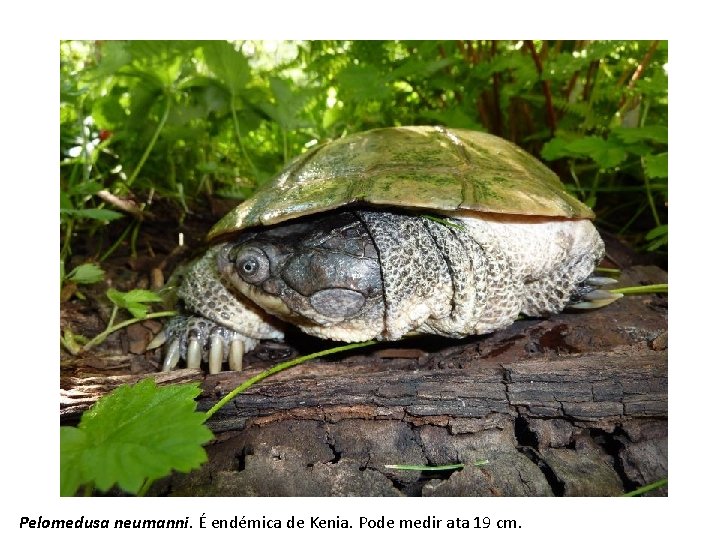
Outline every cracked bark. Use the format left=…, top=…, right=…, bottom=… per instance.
left=152, top=266, right=666, bottom=497
left=62, top=266, right=667, bottom=496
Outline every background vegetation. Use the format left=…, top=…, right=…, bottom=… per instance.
left=60, top=40, right=668, bottom=274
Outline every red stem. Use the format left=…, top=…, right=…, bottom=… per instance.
left=524, top=40, right=557, bottom=136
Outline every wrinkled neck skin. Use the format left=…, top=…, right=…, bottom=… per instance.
left=217, top=211, right=386, bottom=342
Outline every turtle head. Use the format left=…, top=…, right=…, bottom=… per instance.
left=217, top=211, right=385, bottom=341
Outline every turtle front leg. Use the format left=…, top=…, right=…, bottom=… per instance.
left=148, top=245, right=284, bottom=373
left=148, top=315, right=259, bottom=373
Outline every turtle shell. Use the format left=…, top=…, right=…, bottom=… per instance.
left=208, top=126, right=593, bottom=241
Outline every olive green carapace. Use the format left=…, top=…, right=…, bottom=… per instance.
left=208, top=126, right=594, bottom=241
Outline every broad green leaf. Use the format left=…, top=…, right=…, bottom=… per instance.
left=612, top=125, right=668, bottom=144
left=336, top=64, right=392, bottom=102
left=91, top=41, right=132, bottom=78
left=202, top=41, right=250, bottom=96
left=565, top=136, right=628, bottom=169
left=422, top=108, right=484, bottom=130
left=644, top=152, right=668, bottom=179
left=542, top=135, right=629, bottom=169
left=91, top=88, right=128, bottom=128
left=68, top=263, right=105, bottom=285
left=259, top=77, right=312, bottom=131
left=541, top=135, right=576, bottom=161
left=66, top=378, right=213, bottom=494
left=60, top=427, right=90, bottom=496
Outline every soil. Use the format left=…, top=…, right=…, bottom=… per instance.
left=60, top=204, right=668, bottom=497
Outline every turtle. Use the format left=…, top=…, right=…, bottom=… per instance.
left=149, top=126, right=620, bottom=373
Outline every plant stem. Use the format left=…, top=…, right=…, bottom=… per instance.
left=618, top=40, right=660, bottom=111
left=230, top=97, right=260, bottom=180
left=622, top=477, right=667, bottom=497
left=129, top=220, right=141, bottom=259
left=618, top=200, right=649, bottom=235
left=81, top=311, right=177, bottom=353
left=204, top=340, right=378, bottom=420
left=106, top=305, right=119, bottom=331
left=524, top=40, right=557, bottom=136
left=61, top=218, right=74, bottom=261
left=126, top=96, right=171, bottom=187
left=136, top=477, right=154, bottom=497
left=611, top=284, right=667, bottom=295
left=282, top=129, right=288, bottom=163
left=99, top=221, right=133, bottom=262
left=640, top=157, right=662, bottom=227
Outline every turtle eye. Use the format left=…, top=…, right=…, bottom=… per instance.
left=233, top=246, right=270, bottom=284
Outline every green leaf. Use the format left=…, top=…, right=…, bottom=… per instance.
left=612, top=125, right=668, bottom=144
left=645, top=224, right=668, bottom=251
left=61, top=378, right=213, bottom=495
left=644, top=152, right=668, bottom=179
left=259, top=77, right=312, bottom=131
left=565, top=136, right=628, bottom=169
left=66, top=181, right=105, bottom=196
left=60, top=427, right=90, bottom=496
left=202, top=41, right=250, bottom=96
left=423, top=109, right=485, bottom=130
left=68, top=263, right=105, bottom=285
left=107, top=288, right=163, bottom=319
left=541, top=135, right=575, bottom=161
left=120, top=289, right=163, bottom=304
left=645, top=223, right=668, bottom=240
left=543, top=135, right=630, bottom=169
left=60, top=208, right=124, bottom=222
left=336, top=64, right=392, bottom=102
left=60, top=190, right=74, bottom=211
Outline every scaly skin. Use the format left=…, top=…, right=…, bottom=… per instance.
left=156, top=209, right=604, bottom=371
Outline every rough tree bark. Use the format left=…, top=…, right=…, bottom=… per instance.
left=61, top=265, right=667, bottom=497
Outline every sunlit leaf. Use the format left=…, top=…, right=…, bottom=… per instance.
left=336, top=64, right=392, bottom=102
left=202, top=41, right=250, bottom=96
left=61, top=378, right=213, bottom=495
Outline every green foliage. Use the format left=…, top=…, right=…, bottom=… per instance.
left=60, top=378, right=213, bottom=496
left=64, top=262, right=105, bottom=285
left=60, top=40, right=668, bottom=261
left=106, top=288, right=163, bottom=319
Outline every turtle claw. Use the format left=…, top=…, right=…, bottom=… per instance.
left=569, top=290, right=623, bottom=310
left=209, top=334, right=223, bottom=374
left=228, top=339, right=244, bottom=371
left=147, top=331, right=167, bottom=350
left=161, top=339, right=181, bottom=371
left=585, top=276, right=618, bottom=287
left=187, top=335, right=202, bottom=369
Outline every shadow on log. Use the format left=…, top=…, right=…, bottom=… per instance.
left=61, top=265, right=667, bottom=497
